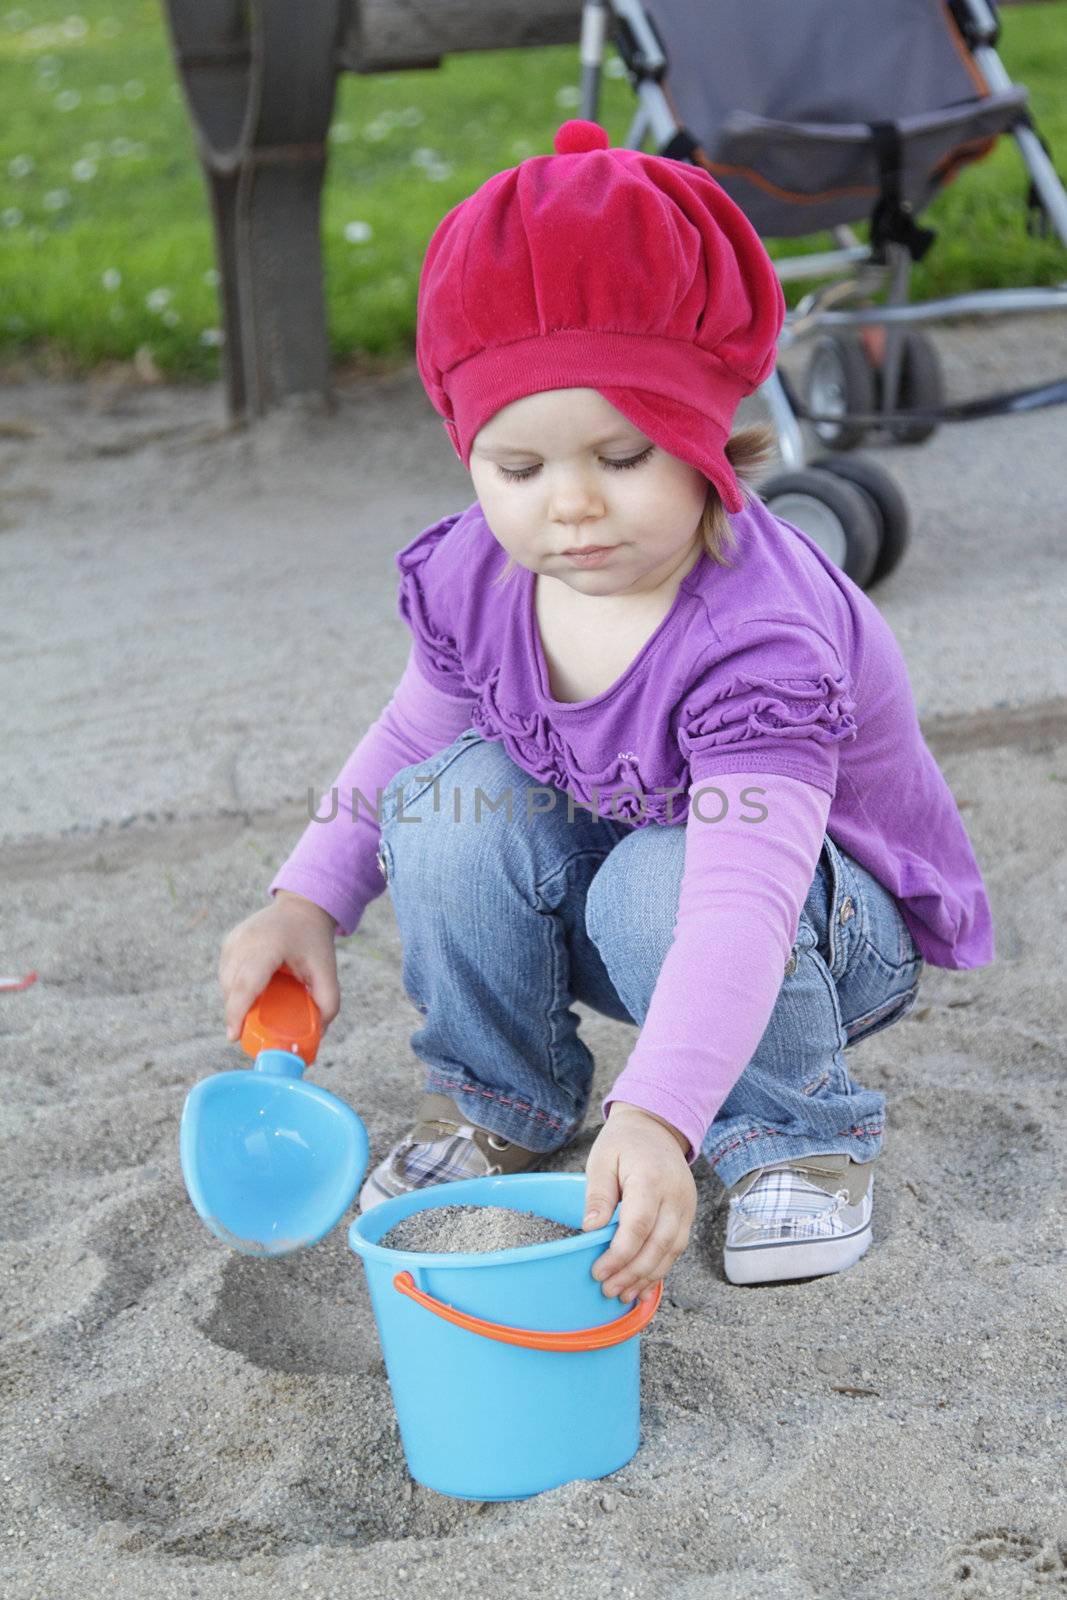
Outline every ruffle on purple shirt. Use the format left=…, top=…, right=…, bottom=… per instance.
left=395, top=511, right=467, bottom=688
left=468, top=672, right=674, bottom=824
left=679, top=668, right=859, bottom=760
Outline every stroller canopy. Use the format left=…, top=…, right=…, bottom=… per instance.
left=641, top=0, right=1028, bottom=237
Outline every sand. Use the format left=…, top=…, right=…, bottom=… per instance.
left=1, top=312, right=1066, bottom=1599
left=379, top=1205, right=578, bottom=1255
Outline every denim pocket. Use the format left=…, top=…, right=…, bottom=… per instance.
left=819, top=833, right=866, bottom=981
left=828, top=840, right=925, bottom=1047
left=841, top=960, right=923, bottom=1047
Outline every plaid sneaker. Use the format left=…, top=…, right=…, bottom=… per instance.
left=722, top=1153, right=874, bottom=1285
left=358, top=1092, right=548, bottom=1212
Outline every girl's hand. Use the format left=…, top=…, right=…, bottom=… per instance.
left=219, top=891, right=340, bottom=1044
left=581, top=1102, right=697, bottom=1305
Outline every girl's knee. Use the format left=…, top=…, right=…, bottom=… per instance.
left=382, top=735, right=558, bottom=889
left=381, top=734, right=517, bottom=839
left=585, top=826, right=683, bottom=956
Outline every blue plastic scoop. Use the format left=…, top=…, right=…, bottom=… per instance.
left=180, top=966, right=369, bottom=1255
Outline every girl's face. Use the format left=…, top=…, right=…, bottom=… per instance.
left=469, top=388, right=709, bottom=598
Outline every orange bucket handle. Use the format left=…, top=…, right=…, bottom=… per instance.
left=392, top=1270, right=661, bottom=1350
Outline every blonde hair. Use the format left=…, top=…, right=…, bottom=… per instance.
left=489, top=423, right=777, bottom=588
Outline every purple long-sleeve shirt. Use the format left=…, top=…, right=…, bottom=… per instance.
left=270, top=496, right=994, bottom=1158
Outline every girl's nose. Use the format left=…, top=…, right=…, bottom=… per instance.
left=548, top=470, right=605, bottom=524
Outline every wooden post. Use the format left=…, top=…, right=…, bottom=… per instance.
left=161, top=0, right=345, bottom=420
left=161, top=0, right=583, bottom=420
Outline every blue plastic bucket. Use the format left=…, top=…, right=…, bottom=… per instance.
left=347, top=1171, right=660, bottom=1501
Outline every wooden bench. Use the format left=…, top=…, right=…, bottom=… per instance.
left=160, top=1, right=583, bottom=421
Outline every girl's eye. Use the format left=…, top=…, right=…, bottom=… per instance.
left=604, top=447, right=654, bottom=471
left=495, top=446, right=653, bottom=483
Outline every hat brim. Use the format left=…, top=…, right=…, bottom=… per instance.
left=595, top=385, right=746, bottom=516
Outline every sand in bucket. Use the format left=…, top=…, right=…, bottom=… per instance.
left=380, top=1203, right=578, bottom=1254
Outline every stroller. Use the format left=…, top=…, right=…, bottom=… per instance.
left=577, top=0, right=1067, bottom=589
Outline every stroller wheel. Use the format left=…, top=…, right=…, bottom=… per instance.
left=877, top=330, right=944, bottom=446
left=803, top=333, right=876, bottom=452
left=760, top=467, right=881, bottom=589
left=809, top=453, right=910, bottom=588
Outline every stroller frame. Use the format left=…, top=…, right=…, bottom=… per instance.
left=577, top=0, right=1067, bottom=474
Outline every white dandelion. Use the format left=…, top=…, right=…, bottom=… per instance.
left=411, top=148, right=453, bottom=182
left=554, top=85, right=581, bottom=109
left=94, top=84, right=117, bottom=105
left=42, top=188, right=71, bottom=211
left=343, top=219, right=373, bottom=244
left=364, top=111, right=400, bottom=142
left=199, top=328, right=224, bottom=347
left=203, top=267, right=220, bottom=287
left=2, top=207, right=23, bottom=229
left=146, top=287, right=173, bottom=312
left=61, top=15, right=88, bottom=40
left=101, top=268, right=121, bottom=290
left=55, top=88, right=82, bottom=111
left=71, top=158, right=97, bottom=182
left=8, top=154, right=34, bottom=179
left=123, top=79, right=145, bottom=100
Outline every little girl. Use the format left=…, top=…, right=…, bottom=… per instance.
left=219, top=120, right=994, bottom=1300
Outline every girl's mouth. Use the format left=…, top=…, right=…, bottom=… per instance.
left=563, top=546, right=615, bottom=567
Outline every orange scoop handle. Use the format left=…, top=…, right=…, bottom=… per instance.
left=240, top=964, right=321, bottom=1066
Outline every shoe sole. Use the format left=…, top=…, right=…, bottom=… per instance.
left=723, top=1221, right=872, bottom=1286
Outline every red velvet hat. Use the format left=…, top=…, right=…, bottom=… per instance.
left=416, top=120, right=785, bottom=515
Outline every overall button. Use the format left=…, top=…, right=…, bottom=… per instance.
left=784, top=954, right=798, bottom=976
left=839, top=896, right=855, bottom=925
left=375, top=843, right=388, bottom=879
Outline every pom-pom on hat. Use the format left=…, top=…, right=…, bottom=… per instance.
left=416, top=120, right=785, bottom=515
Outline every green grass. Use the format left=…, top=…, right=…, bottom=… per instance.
left=1, top=1, right=1065, bottom=379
